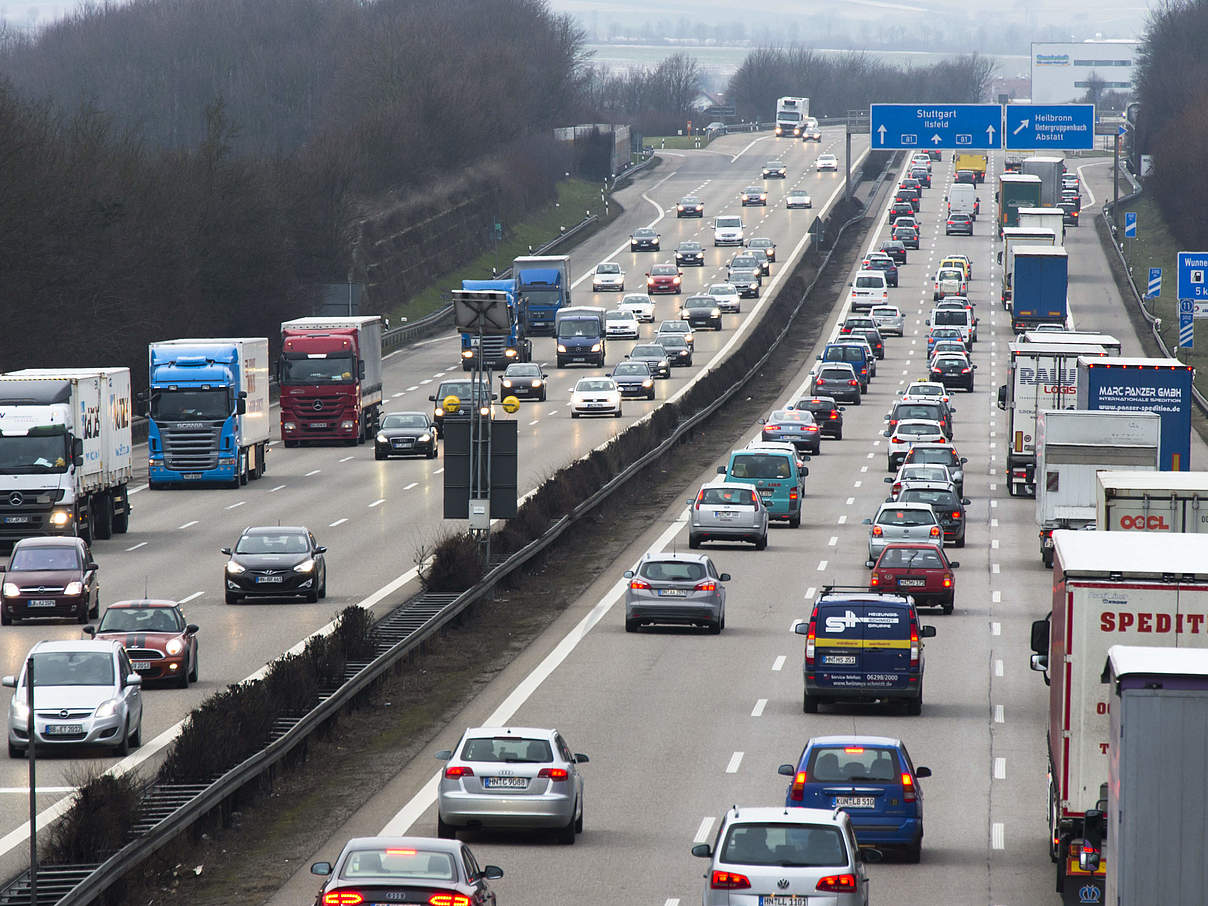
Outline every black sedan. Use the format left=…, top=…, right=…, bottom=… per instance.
left=311, top=837, right=502, bottom=906
left=730, top=268, right=761, bottom=298
left=676, top=196, right=704, bottom=217
left=792, top=395, right=844, bottom=440
left=879, top=240, right=907, bottom=265
left=862, top=254, right=899, bottom=287
left=630, top=228, right=660, bottom=251
left=740, top=186, right=767, bottom=206
left=610, top=361, right=656, bottom=399
left=374, top=411, right=439, bottom=460
left=222, top=526, right=327, bottom=604
left=675, top=240, right=705, bottom=267
left=681, top=295, right=723, bottom=330
left=628, top=344, right=672, bottom=379
left=930, top=353, right=976, bottom=391
left=499, top=362, right=548, bottom=401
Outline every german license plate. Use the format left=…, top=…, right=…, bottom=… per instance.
left=482, top=776, right=527, bottom=790
left=715, top=512, right=735, bottom=521
left=758, top=489, right=773, bottom=498
left=835, top=796, right=877, bottom=808
left=182, top=473, right=202, bottom=480
left=658, top=588, right=687, bottom=597
left=3, top=516, right=30, bottom=524
left=393, top=439, right=412, bottom=447
left=759, top=897, right=808, bottom=906
left=309, top=422, right=327, bottom=429
left=44, top=724, right=81, bottom=736
left=256, top=575, right=284, bottom=584
left=898, top=578, right=926, bottom=587
left=824, top=655, right=857, bottom=665
left=132, top=661, right=151, bottom=671
left=28, top=600, right=55, bottom=608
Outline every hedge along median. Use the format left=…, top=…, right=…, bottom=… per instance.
left=38, top=151, right=890, bottom=895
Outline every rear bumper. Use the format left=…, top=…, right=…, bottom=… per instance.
left=847, top=814, right=923, bottom=847
left=438, top=789, right=575, bottom=828
left=626, top=602, right=720, bottom=624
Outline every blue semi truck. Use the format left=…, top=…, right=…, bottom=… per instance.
left=145, top=338, right=271, bottom=488
left=1010, top=246, right=1068, bottom=333
left=512, top=255, right=572, bottom=335
left=459, top=279, right=531, bottom=371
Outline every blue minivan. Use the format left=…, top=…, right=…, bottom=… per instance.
left=793, top=589, right=935, bottom=714
left=820, top=343, right=872, bottom=391
left=718, top=448, right=807, bottom=527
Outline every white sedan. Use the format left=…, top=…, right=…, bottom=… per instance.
left=605, top=309, right=640, bottom=339
left=592, top=262, right=625, bottom=292
left=570, top=378, right=623, bottom=418
left=618, top=293, right=656, bottom=322
left=707, top=283, right=742, bottom=314
left=785, top=190, right=812, bottom=209
left=816, top=153, right=839, bottom=171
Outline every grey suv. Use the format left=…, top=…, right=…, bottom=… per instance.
left=623, top=553, right=729, bottom=633
left=688, top=481, right=769, bottom=550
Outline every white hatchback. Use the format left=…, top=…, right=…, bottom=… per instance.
left=591, top=262, right=625, bottom=292
left=707, top=283, right=742, bottom=314
left=570, top=378, right=622, bottom=418
left=817, top=153, right=839, bottom=171
left=713, top=215, right=745, bottom=247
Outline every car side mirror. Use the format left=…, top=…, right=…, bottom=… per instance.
left=236, top=396, right=247, bottom=415
left=1030, top=617, right=1050, bottom=655
left=623, top=570, right=634, bottom=579
left=314, top=546, right=327, bottom=554
left=883, top=477, right=892, bottom=483
left=1031, top=654, right=1051, bottom=684
left=220, top=547, right=232, bottom=555
left=126, top=673, right=142, bottom=687
left=778, top=763, right=796, bottom=776
left=961, top=498, right=971, bottom=506
left=311, top=862, right=332, bottom=876
left=434, top=749, right=453, bottom=761
left=860, top=847, right=885, bottom=863
left=862, top=518, right=872, bottom=525
left=87, top=560, right=98, bottom=571
left=949, top=561, right=961, bottom=569
left=925, top=319, right=930, bottom=326
left=483, top=865, right=505, bottom=880
left=801, top=467, right=809, bottom=476
left=0, top=676, right=13, bottom=689
left=691, top=843, right=713, bottom=858
left=865, top=559, right=875, bottom=568
left=719, top=573, right=731, bottom=582
left=882, top=430, right=891, bottom=438
left=793, top=621, right=809, bottom=635
left=428, top=395, right=437, bottom=402
left=960, top=457, right=968, bottom=464
left=920, top=625, right=937, bottom=638
left=575, top=753, right=590, bottom=763
left=186, top=624, right=199, bottom=634
left=716, top=466, right=726, bottom=474
left=759, top=418, right=766, bottom=424
left=883, top=414, right=890, bottom=420
left=916, top=766, right=933, bottom=778
left=82, top=625, right=96, bottom=637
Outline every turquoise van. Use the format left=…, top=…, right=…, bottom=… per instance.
left=717, top=447, right=807, bottom=527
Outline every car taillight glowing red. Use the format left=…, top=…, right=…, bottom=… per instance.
left=538, top=767, right=569, bottom=781
left=869, top=571, right=880, bottom=586
left=901, top=771, right=917, bottom=802
left=443, top=765, right=474, bottom=778
left=789, top=769, right=807, bottom=801
left=789, top=488, right=799, bottom=501
left=817, top=874, right=858, bottom=893
left=871, top=525, right=883, bottom=536
left=694, top=581, right=717, bottom=592
left=951, top=511, right=962, bottom=519
left=324, top=893, right=364, bottom=906
left=943, top=574, right=953, bottom=588
left=805, top=617, right=817, bottom=665
left=849, top=379, right=859, bottom=386
left=429, top=895, right=472, bottom=906
left=629, top=578, right=651, bottom=590
left=765, top=424, right=781, bottom=431
left=695, top=491, right=705, bottom=510
left=711, top=870, right=751, bottom=890
left=830, top=411, right=838, bottom=419
left=910, top=624, right=920, bottom=668
left=929, top=526, right=941, bottom=537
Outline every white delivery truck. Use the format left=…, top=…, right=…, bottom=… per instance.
left=945, top=182, right=978, bottom=219
left=1019, top=331, right=1122, bottom=353
left=1034, top=410, right=1160, bottom=566
left=774, top=97, right=809, bottom=137
left=0, top=368, right=133, bottom=542
left=1095, top=470, right=1208, bottom=533
left=1029, top=531, right=1208, bottom=899
left=1018, top=206, right=1066, bottom=247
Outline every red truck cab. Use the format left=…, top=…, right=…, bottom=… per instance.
left=279, top=317, right=384, bottom=445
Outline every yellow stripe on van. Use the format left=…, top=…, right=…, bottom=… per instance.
left=814, top=638, right=912, bottom=649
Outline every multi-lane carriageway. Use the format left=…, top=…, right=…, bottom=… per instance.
left=0, top=129, right=868, bottom=875
left=257, top=148, right=1208, bottom=905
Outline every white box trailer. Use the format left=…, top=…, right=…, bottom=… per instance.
left=1034, top=411, right=1160, bottom=565
left=999, top=226, right=1057, bottom=306
left=1096, top=470, right=1208, bottom=533
left=1018, top=206, right=1066, bottom=247
left=1031, top=531, right=1208, bottom=896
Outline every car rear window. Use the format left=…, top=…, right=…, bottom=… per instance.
left=900, top=465, right=949, bottom=482
left=908, top=448, right=957, bottom=466
left=341, top=848, right=455, bottom=881
left=855, top=276, right=884, bottom=289
left=720, top=823, right=846, bottom=867
left=896, top=404, right=940, bottom=419
left=880, top=508, right=935, bottom=526
left=808, top=746, right=900, bottom=782
left=934, top=311, right=969, bottom=326
left=461, top=736, right=554, bottom=762
left=879, top=546, right=944, bottom=568
left=900, top=489, right=959, bottom=508
left=819, top=368, right=852, bottom=380
left=729, top=453, right=793, bottom=479
left=700, top=487, right=756, bottom=506
left=639, top=560, right=706, bottom=581
left=824, top=347, right=864, bottom=363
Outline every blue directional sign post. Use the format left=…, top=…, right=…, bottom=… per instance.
left=1124, top=212, right=1137, bottom=238
left=1178, top=251, right=1208, bottom=318
left=870, top=104, right=1001, bottom=149
left=1147, top=267, right=1163, bottom=299
left=1003, top=104, right=1095, bottom=150
left=1179, top=300, right=1195, bottom=350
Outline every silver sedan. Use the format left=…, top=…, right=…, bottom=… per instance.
left=624, top=552, right=729, bottom=633
left=435, top=726, right=588, bottom=843
left=863, top=501, right=944, bottom=559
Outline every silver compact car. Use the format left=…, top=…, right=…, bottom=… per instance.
left=689, top=481, right=769, bottom=550
left=434, top=726, right=588, bottom=843
left=624, top=552, right=729, bottom=633
left=692, top=805, right=872, bottom=906
left=4, top=639, right=143, bottom=757
left=864, top=501, right=944, bottom=559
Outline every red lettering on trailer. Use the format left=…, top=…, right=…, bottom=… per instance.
left=1099, top=611, right=1206, bottom=633
left=1118, top=613, right=1134, bottom=631
left=1117, top=514, right=1171, bottom=530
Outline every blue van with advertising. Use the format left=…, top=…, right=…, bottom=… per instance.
left=717, top=447, right=807, bottom=527
left=793, top=588, right=936, bottom=714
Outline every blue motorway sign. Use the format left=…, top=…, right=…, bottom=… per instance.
left=1004, top=104, right=1095, bottom=150
left=1178, top=251, right=1208, bottom=301
left=1124, top=212, right=1137, bottom=238
left=1180, top=311, right=1194, bottom=350
left=1147, top=268, right=1162, bottom=299
left=870, top=104, right=1001, bottom=150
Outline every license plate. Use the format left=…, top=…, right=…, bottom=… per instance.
left=3, top=516, right=30, bottom=524
left=256, top=575, right=285, bottom=584
left=309, top=422, right=328, bottom=428
left=715, top=512, right=735, bottom=521
left=758, top=489, right=773, bottom=497
left=759, top=897, right=808, bottom=906
left=658, top=589, right=688, bottom=597
left=44, top=724, right=82, bottom=736
left=393, top=440, right=413, bottom=446
left=824, top=655, right=857, bottom=665
left=835, top=796, right=877, bottom=808
left=132, top=661, right=151, bottom=671
left=28, top=600, right=55, bottom=608
left=182, top=473, right=202, bottom=480
left=482, top=776, right=528, bottom=789
left=898, top=578, right=926, bottom=587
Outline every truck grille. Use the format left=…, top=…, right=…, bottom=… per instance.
left=288, top=396, right=349, bottom=415
left=477, top=337, right=508, bottom=359
left=0, top=489, right=62, bottom=537
left=162, top=426, right=220, bottom=471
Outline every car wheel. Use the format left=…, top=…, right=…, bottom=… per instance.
left=8, top=741, right=22, bottom=759
left=614, top=407, right=623, bottom=418
left=116, top=720, right=130, bottom=757
left=788, top=513, right=801, bottom=528
left=906, top=693, right=923, bottom=717
left=225, top=592, right=241, bottom=605
left=374, top=448, right=386, bottom=461
left=688, top=533, right=700, bottom=549
left=1, top=609, right=10, bottom=626
left=437, top=814, right=456, bottom=840
left=835, top=429, right=843, bottom=440
left=647, top=390, right=655, bottom=400
left=540, top=390, right=548, bottom=401
left=305, top=584, right=319, bottom=604
left=575, top=799, right=584, bottom=834
left=853, top=396, right=861, bottom=406
left=625, top=619, right=639, bottom=633
left=755, top=534, right=768, bottom=551
left=955, top=535, right=965, bottom=548
left=131, top=718, right=142, bottom=748
left=706, top=618, right=722, bottom=635
left=427, top=445, right=438, bottom=459
left=188, top=650, right=199, bottom=683
left=803, top=691, right=819, bottom=714
left=177, top=663, right=190, bottom=688
left=319, top=570, right=328, bottom=599
left=77, top=604, right=88, bottom=625
left=942, top=599, right=955, bottom=615
left=571, top=412, right=579, bottom=419
left=558, top=811, right=577, bottom=845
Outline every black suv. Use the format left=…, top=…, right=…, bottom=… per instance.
left=897, top=484, right=970, bottom=547
left=792, top=396, right=845, bottom=440
left=886, top=399, right=955, bottom=439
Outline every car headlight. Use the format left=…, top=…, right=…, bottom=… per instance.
left=530, top=380, right=542, bottom=388
left=166, top=638, right=185, bottom=656
left=293, top=558, right=316, bottom=574
left=434, top=407, right=444, bottom=417
left=557, top=344, right=567, bottom=353
left=376, top=433, right=388, bottom=444
left=2, top=583, right=18, bottom=598
left=418, top=432, right=432, bottom=443
left=11, top=699, right=29, bottom=722
left=49, top=509, right=71, bottom=527
left=642, top=379, right=653, bottom=387
left=711, top=308, right=721, bottom=317
left=590, top=343, right=601, bottom=352
left=94, top=698, right=120, bottom=719
left=502, top=379, right=513, bottom=388
left=226, top=561, right=246, bottom=575
left=64, top=581, right=83, bottom=596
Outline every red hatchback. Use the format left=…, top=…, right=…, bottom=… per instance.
left=84, top=599, right=200, bottom=687
left=646, top=263, right=683, bottom=294
left=866, top=543, right=959, bottom=614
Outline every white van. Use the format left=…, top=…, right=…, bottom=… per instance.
left=713, top=215, right=745, bottom=247
left=947, top=183, right=979, bottom=220
left=928, top=307, right=974, bottom=347
left=848, top=270, right=889, bottom=312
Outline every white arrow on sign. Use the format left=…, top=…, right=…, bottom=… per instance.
left=931, top=134, right=942, bottom=145
left=1012, top=119, right=1029, bottom=135
left=876, top=124, right=886, bottom=144
left=986, top=125, right=996, bottom=143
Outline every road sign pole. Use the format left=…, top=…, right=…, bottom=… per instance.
left=1113, top=133, right=1120, bottom=233
left=845, top=118, right=852, bottom=205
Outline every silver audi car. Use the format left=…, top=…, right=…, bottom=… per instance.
left=435, top=726, right=588, bottom=843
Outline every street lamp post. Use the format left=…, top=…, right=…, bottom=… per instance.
left=26, top=655, right=36, bottom=905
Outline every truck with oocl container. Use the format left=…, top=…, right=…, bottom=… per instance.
left=1103, top=646, right=1208, bottom=906
left=1095, top=470, right=1208, bottom=534
left=0, top=369, right=132, bottom=543
left=997, top=338, right=1111, bottom=497
left=997, top=173, right=1042, bottom=236
left=1034, top=410, right=1160, bottom=566
left=1017, top=206, right=1065, bottom=247
left=512, top=255, right=571, bottom=335
left=278, top=317, right=383, bottom=446
left=1022, top=155, right=1066, bottom=206
left=1010, top=246, right=1069, bottom=333
left=1077, top=356, right=1194, bottom=472
left=1027, top=531, right=1208, bottom=901
left=146, top=338, right=270, bottom=487
left=774, top=96, right=809, bottom=137
left=998, top=226, right=1057, bottom=306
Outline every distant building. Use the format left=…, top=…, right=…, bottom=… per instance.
left=1030, top=40, right=1139, bottom=104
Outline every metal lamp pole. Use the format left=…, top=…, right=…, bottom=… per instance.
left=26, top=656, right=36, bottom=905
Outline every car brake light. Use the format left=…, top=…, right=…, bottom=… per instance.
left=871, top=525, right=883, bottom=536
left=901, top=772, right=917, bottom=803
left=830, top=411, right=838, bottom=419
left=817, top=874, right=858, bottom=893
left=910, top=623, right=920, bottom=668
left=629, top=578, right=651, bottom=590
left=869, top=571, right=880, bottom=586
left=844, top=746, right=865, bottom=753
left=806, top=425, right=818, bottom=432
left=694, top=580, right=717, bottom=592
left=943, top=574, right=953, bottom=588
left=961, top=368, right=971, bottom=374
left=324, top=894, right=364, bottom=906
left=443, top=765, right=474, bottom=778
left=930, top=526, right=941, bottom=537
left=429, top=895, right=472, bottom=906
left=765, top=424, right=780, bottom=431
left=711, top=870, right=751, bottom=890
left=849, top=379, right=858, bottom=386
left=695, top=491, right=705, bottom=511
left=951, top=511, right=962, bottom=519
left=538, top=767, right=569, bottom=781
left=805, top=616, right=817, bottom=665
left=789, top=488, right=798, bottom=502
left=790, top=769, right=807, bottom=801
left=892, top=436, right=905, bottom=443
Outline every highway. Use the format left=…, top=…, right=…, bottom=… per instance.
left=0, top=127, right=873, bottom=869
left=263, top=151, right=1208, bottom=905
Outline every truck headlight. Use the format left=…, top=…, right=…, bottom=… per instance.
left=340, top=421, right=354, bottom=430
left=590, top=343, right=601, bottom=352
left=434, top=407, right=444, bottom=417
left=166, top=638, right=184, bottom=656
left=226, top=561, right=246, bottom=575
left=461, top=350, right=474, bottom=359
left=505, top=348, right=517, bottom=358
left=293, top=559, right=316, bottom=574
left=49, top=510, right=71, bottom=527
left=557, top=344, right=567, bottom=353
left=283, top=422, right=296, bottom=431
left=64, top=581, right=82, bottom=597
left=2, top=583, right=18, bottom=598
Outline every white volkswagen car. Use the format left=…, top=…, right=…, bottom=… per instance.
left=816, top=152, right=839, bottom=171
left=591, top=261, right=625, bottom=292
left=570, top=378, right=623, bottom=418
left=604, top=309, right=639, bottom=339
left=618, top=293, right=655, bottom=323
left=713, top=215, right=745, bottom=247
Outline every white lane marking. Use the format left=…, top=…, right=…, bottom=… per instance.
left=339, top=456, right=354, bottom=463
left=434, top=468, right=444, bottom=475
left=419, top=379, right=433, bottom=385
left=992, top=621, right=1001, bottom=635
left=127, top=483, right=149, bottom=495
left=330, top=518, right=348, bottom=527
left=827, top=536, right=838, bottom=547
left=804, top=587, right=816, bottom=599
left=305, top=469, right=321, bottom=477
left=225, top=500, right=245, bottom=510
left=991, top=539, right=1000, bottom=549
left=405, top=385, right=419, bottom=392
left=178, top=521, right=198, bottom=530
left=403, top=482, right=418, bottom=491
left=270, top=484, right=286, bottom=492
left=994, top=659, right=1004, bottom=677
left=853, top=480, right=862, bottom=488
left=838, top=515, right=847, bottom=524
left=992, top=563, right=1001, bottom=574
left=369, top=498, right=386, bottom=508
left=992, top=591, right=1001, bottom=603
left=994, top=704, right=1005, bottom=723
left=179, top=591, right=203, bottom=603
left=665, top=900, right=680, bottom=906
left=529, top=420, right=539, bottom=426
left=125, top=541, right=147, bottom=552
left=991, top=518, right=999, bottom=527
left=860, top=465, right=868, bottom=473
left=772, top=655, right=786, bottom=672
left=846, top=497, right=855, bottom=505
left=391, top=392, right=405, bottom=398
left=817, top=560, right=828, bottom=571
left=694, top=817, right=716, bottom=844
left=992, top=822, right=1005, bottom=849
left=730, top=136, right=769, bottom=162
left=752, top=699, right=767, bottom=717
left=994, top=757, right=1007, bottom=780
left=726, top=751, right=744, bottom=774
left=866, top=452, right=874, bottom=459
left=991, top=499, right=998, bottom=508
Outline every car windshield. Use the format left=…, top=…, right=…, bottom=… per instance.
left=871, top=308, right=898, bottom=317
left=907, top=385, right=942, bottom=396
left=340, top=848, right=455, bottom=881
left=235, top=532, right=309, bottom=554
left=681, top=197, right=699, bottom=204
left=634, top=229, right=655, bottom=238
left=558, top=321, right=597, bottom=338
left=613, top=363, right=647, bottom=376
left=621, top=295, right=650, bottom=306
left=9, top=546, right=79, bottom=571
left=896, top=405, right=940, bottom=419
left=679, top=242, right=701, bottom=251
left=605, top=311, right=632, bottom=321
left=380, top=414, right=429, bottom=429
left=632, top=346, right=664, bottom=358
left=879, top=545, right=945, bottom=568
left=824, top=347, right=863, bottom=363
left=709, top=285, right=735, bottom=295
left=729, top=453, right=792, bottom=479
left=720, top=822, right=846, bottom=868
left=879, top=508, right=936, bottom=526
left=771, top=409, right=812, bottom=423
left=700, top=487, right=755, bottom=506
left=808, top=746, right=900, bottom=782
left=26, top=651, right=113, bottom=688
left=900, top=489, right=959, bottom=508
left=505, top=364, right=540, bottom=377
left=597, top=263, right=620, bottom=274
left=640, top=559, right=707, bottom=582
left=909, top=449, right=957, bottom=466
left=934, top=312, right=968, bottom=325
left=686, top=298, right=713, bottom=308
left=661, top=336, right=687, bottom=348
left=897, top=227, right=917, bottom=236
left=97, top=607, right=182, bottom=633
left=867, top=258, right=892, bottom=269
left=749, top=240, right=771, bottom=248
left=460, top=736, right=553, bottom=763
left=938, top=270, right=963, bottom=281
left=659, top=322, right=687, bottom=333
left=437, top=381, right=487, bottom=399
left=935, top=357, right=966, bottom=368
left=901, top=464, right=948, bottom=481
left=149, top=387, right=230, bottom=420
left=576, top=380, right=614, bottom=392
left=819, top=368, right=852, bottom=379
left=716, top=217, right=742, bottom=228
left=744, top=186, right=763, bottom=193
left=651, top=266, right=677, bottom=276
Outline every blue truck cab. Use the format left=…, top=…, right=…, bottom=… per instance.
left=458, top=279, right=531, bottom=371
left=513, top=255, right=572, bottom=335
left=717, top=447, right=807, bottom=527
